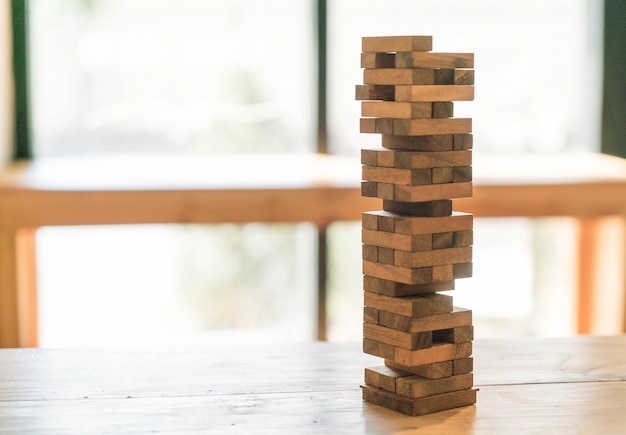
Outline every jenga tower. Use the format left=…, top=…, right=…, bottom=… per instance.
left=357, top=35, right=477, bottom=416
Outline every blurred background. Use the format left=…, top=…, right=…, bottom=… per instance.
left=1, top=0, right=624, bottom=348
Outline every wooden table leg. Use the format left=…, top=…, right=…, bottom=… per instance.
left=576, top=218, right=601, bottom=334
left=0, top=227, right=38, bottom=347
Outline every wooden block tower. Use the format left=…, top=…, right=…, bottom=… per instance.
left=357, top=35, right=477, bottom=416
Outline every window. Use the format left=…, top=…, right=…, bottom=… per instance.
left=9, top=0, right=607, bottom=346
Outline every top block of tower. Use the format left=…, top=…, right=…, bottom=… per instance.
left=362, top=36, right=433, bottom=53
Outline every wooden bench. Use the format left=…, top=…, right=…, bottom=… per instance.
left=1, top=152, right=625, bottom=347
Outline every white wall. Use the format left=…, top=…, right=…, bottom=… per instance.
left=0, top=0, right=13, bottom=169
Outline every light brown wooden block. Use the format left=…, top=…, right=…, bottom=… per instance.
left=361, top=101, right=433, bottom=119
left=363, top=337, right=395, bottom=359
left=364, top=365, right=410, bottom=393
left=382, top=134, right=454, bottom=151
left=355, top=84, right=395, bottom=101
left=392, top=118, right=472, bottom=136
left=363, top=68, right=455, bottom=85
left=396, top=373, right=474, bottom=399
left=363, top=210, right=473, bottom=235
left=363, top=306, right=379, bottom=324
left=385, top=359, right=453, bottom=379
left=395, top=85, right=474, bottom=102
left=361, top=52, right=395, bottom=69
left=364, top=291, right=452, bottom=317
left=364, top=323, right=433, bottom=350
left=359, top=118, right=394, bottom=134
left=454, top=69, right=475, bottom=85
left=362, top=166, right=432, bottom=185
left=393, top=246, right=473, bottom=268
left=383, top=199, right=453, bottom=217
left=361, top=149, right=472, bottom=169
left=433, top=325, right=474, bottom=343
left=394, top=341, right=473, bottom=366
left=380, top=133, right=473, bottom=151
left=362, top=36, right=432, bottom=53
left=395, top=52, right=474, bottom=69
left=363, top=260, right=456, bottom=285
left=381, top=305, right=451, bottom=329
left=453, top=357, right=474, bottom=375
left=362, top=228, right=433, bottom=251
left=362, top=181, right=472, bottom=202
left=362, top=384, right=478, bottom=416
left=363, top=275, right=455, bottom=297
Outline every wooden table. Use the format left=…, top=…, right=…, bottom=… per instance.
left=1, top=152, right=626, bottom=347
left=0, top=335, right=625, bottom=433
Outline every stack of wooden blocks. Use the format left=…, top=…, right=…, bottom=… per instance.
left=356, top=35, right=478, bottom=416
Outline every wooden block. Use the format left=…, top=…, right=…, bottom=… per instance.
left=432, top=232, right=454, bottom=249
left=363, top=275, right=455, bottom=297
left=395, top=182, right=472, bottom=202
left=363, top=260, right=456, bottom=285
left=362, top=166, right=432, bottom=185
left=361, top=181, right=378, bottom=197
left=362, top=181, right=472, bottom=202
left=364, top=68, right=444, bottom=86
left=392, top=118, right=472, bottom=136
left=383, top=200, right=452, bottom=217
left=453, top=262, right=473, bottom=279
left=382, top=134, right=454, bottom=151
left=361, top=52, right=395, bottom=69
left=454, top=69, right=474, bottom=85
left=355, top=84, right=395, bottom=101
left=362, top=36, right=432, bottom=53
left=364, top=291, right=452, bottom=317
left=360, top=118, right=394, bottom=134
left=386, top=359, right=453, bottom=379
left=364, top=323, right=433, bottom=350
left=361, top=101, right=433, bottom=119
left=393, top=246, right=473, bottom=268
left=433, top=325, right=474, bottom=343
left=364, top=365, right=410, bottom=393
left=362, top=244, right=379, bottom=262
left=452, top=166, right=472, bottom=182
left=396, top=373, right=474, bottom=399
left=395, top=85, right=474, bottom=102
left=431, top=167, right=453, bottom=184
left=377, top=307, right=472, bottom=334
left=363, top=337, right=395, bottom=359
left=379, top=246, right=396, bottom=264
left=361, top=149, right=472, bottom=169
left=363, top=306, right=379, bottom=324
left=432, top=102, right=454, bottom=118
left=453, top=133, right=473, bottom=150
left=362, top=228, right=433, bottom=251
left=362, top=384, right=478, bottom=416
left=453, top=230, right=473, bottom=247
left=453, top=357, right=474, bottom=375
left=362, top=210, right=473, bottom=236
left=395, top=52, right=474, bottom=69
left=394, top=341, right=473, bottom=366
